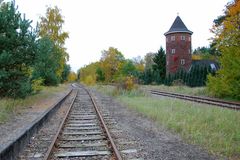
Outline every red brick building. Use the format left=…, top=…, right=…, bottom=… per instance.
left=164, top=16, right=193, bottom=75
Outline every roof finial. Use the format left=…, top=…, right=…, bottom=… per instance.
left=177, top=12, right=179, bottom=16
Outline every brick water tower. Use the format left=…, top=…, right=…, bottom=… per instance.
left=164, top=16, right=193, bottom=75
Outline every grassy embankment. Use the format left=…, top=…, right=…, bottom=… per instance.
left=0, top=84, right=69, bottom=123
left=143, top=85, right=207, bottom=96
left=95, top=85, right=240, bottom=159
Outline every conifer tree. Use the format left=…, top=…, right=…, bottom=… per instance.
left=0, top=2, right=37, bottom=97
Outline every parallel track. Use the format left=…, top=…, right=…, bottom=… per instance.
left=44, top=85, right=122, bottom=160
left=150, top=90, right=240, bottom=110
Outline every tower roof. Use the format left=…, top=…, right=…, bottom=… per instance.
left=164, top=16, right=193, bottom=35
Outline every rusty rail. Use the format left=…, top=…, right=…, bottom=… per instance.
left=83, top=87, right=123, bottom=160
left=150, top=90, right=240, bottom=110
left=43, top=89, right=78, bottom=160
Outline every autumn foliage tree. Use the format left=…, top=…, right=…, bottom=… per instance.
left=39, top=6, right=69, bottom=82
left=207, top=0, right=240, bottom=99
left=99, top=47, right=125, bottom=82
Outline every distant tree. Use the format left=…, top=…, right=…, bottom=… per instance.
left=61, top=64, right=71, bottom=82
left=0, top=2, right=37, bottom=98
left=80, top=62, right=99, bottom=85
left=144, top=52, right=155, bottom=71
left=100, top=47, right=125, bottom=82
left=121, top=60, right=137, bottom=76
left=67, top=72, right=77, bottom=82
left=96, top=67, right=105, bottom=82
left=152, top=46, right=166, bottom=84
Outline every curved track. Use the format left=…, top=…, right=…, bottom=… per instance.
left=150, top=90, right=240, bottom=110
left=44, top=85, right=122, bottom=160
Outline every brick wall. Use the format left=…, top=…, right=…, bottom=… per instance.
left=165, top=32, right=192, bottom=74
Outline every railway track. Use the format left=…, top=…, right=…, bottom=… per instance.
left=44, top=85, right=122, bottom=160
left=150, top=90, right=240, bottom=110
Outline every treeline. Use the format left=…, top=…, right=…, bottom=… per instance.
left=165, top=66, right=215, bottom=87
left=0, top=2, right=72, bottom=98
left=79, top=46, right=213, bottom=88
left=78, top=47, right=144, bottom=86
left=79, top=46, right=167, bottom=87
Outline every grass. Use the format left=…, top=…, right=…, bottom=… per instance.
left=0, top=84, right=69, bottom=123
left=142, top=85, right=208, bottom=96
left=95, top=85, right=240, bottom=159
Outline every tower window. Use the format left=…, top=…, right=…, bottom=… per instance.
left=171, top=49, right=175, bottom=54
left=188, top=37, right=191, bottom=41
left=166, top=37, right=169, bottom=42
left=171, top=36, right=175, bottom=41
left=181, top=36, right=185, bottom=40
left=180, top=59, right=185, bottom=65
left=189, top=49, right=191, bottom=54
left=167, top=61, right=169, bottom=65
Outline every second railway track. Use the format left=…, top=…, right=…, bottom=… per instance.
left=150, top=90, right=240, bottom=110
left=44, top=85, right=122, bottom=160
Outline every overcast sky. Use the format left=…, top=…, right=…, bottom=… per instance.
left=7, top=0, right=229, bottom=71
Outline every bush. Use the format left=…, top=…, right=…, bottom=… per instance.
left=84, top=75, right=96, bottom=86
left=116, top=76, right=136, bottom=91
left=31, top=78, right=44, bottom=94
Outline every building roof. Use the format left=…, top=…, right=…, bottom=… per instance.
left=164, top=16, right=193, bottom=35
left=192, top=60, right=220, bottom=71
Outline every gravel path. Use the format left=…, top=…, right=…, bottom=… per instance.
left=91, top=89, right=221, bottom=160
left=0, top=87, right=71, bottom=153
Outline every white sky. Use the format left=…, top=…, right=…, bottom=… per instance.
left=7, top=0, right=229, bottom=72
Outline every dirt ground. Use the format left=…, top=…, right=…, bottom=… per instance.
left=91, top=88, right=223, bottom=160
left=0, top=87, right=71, bottom=152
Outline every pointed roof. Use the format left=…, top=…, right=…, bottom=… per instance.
left=164, top=16, right=193, bottom=35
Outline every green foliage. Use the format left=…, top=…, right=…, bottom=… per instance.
left=164, top=65, right=211, bottom=87
left=80, top=62, right=99, bottom=85
left=32, top=37, right=61, bottom=86
left=207, top=0, right=240, bottom=100
left=31, top=78, right=44, bottom=94
left=0, top=2, right=37, bottom=98
left=61, top=64, right=71, bottom=82
left=152, top=46, right=166, bottom=84
left=96, top=67, right=105, bottom=82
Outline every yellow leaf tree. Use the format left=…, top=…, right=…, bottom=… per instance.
left=39, top=6, right=69, bottom=80
left=207, top=0, right=240, bottom=99
left=100, top=47, right=125, bottom=82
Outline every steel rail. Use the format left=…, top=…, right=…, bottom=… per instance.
left=83, top=86, right=123, bottom=160
left=150, top=90, right=240, bottom=110
left=43, top=89, right=78, bottom=160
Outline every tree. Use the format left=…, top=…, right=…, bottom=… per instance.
left=39, top=6, right=69, bottom=81
left=61, top=64, right=71, bottom=82
left=152, top=46, right=166, bottom=84
left=67, top=72, right=77, bottom=82
left=121, top=60, right=137, bottom=76
left=96, top=67, right=105, bottom=82
left=80, top=62, right=99, bottom=85
left=0, top=2, right=37, bottom=98
left=100, top=47, right=125, bottom=82
left=207, top=0, right=240, bottom=99
left=32, top=37, right=61, bottom=86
